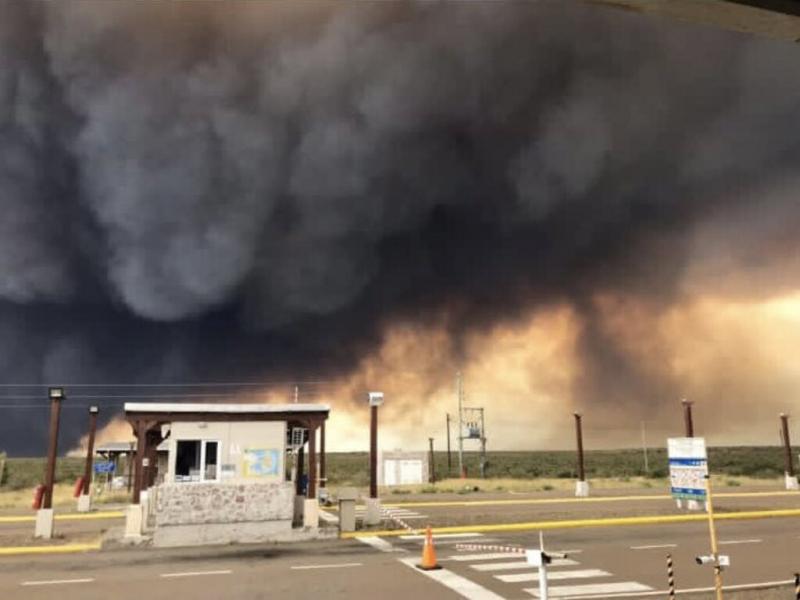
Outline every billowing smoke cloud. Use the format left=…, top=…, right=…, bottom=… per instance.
left=2, top=1, right=800, bottom=455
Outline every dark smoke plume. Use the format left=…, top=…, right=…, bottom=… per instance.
left=2, top=1, right=800, bottom=454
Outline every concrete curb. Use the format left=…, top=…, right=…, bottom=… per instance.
left=342, top=507, right=800, bottom=538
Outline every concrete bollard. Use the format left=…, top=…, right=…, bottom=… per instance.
left=338, top=488, right=358, bottom=533
left=574, top=481, right=590, bottom=497
left=77, top=493, right=92, bottom=513
left=34, top=508, right=55, bottom=539
left=364, top=497, right=382, bottom=525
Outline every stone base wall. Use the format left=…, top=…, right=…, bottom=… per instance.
left=153, top=519, right=292, bottom=547
left=154, top=481, right=294, bottom=526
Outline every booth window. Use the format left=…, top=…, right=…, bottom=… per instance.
left=175, top=440, right=219, bottom=482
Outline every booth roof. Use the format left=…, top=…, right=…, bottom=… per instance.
left=124, top=402, right=330, bottom=414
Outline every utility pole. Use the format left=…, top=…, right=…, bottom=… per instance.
left=780, top=414, right=798, bottom=490
left=78, top=406, right=99, bottom=512
left=457, top=372, right=464, bottom=478
left=446, top=413, right=452, bottom=476
left=574, top=413, right=589, bottom=497
left=682, top=399, right=694, bottom=437
left=428, top=437, right=435, bottom=484
left=641, top=420, right=649, bottom=475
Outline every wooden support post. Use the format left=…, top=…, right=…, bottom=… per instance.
left=132, top=420, right=145, bottom=505
left=307, top=424, right=317, bottom=499
left=319, top=420, right=326, bottom=488
left=81, top=407, right=99, bottom=495
left=296, top=444, right=305, bottom=496
left=127, top=441, right=134, bottom=494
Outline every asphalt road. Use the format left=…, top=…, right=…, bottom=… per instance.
left=1, top=510, right=799, bottom=599
left=2, top=489, right=800, bottom=598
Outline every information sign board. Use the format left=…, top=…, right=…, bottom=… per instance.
left=668, top=437, right=708, bottom=501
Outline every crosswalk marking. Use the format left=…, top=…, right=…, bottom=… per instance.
left=472, top=559, right=578, bottom=571
left=450, top=553, right=525, bottom=562
left=525, top=581, right=653, bottom=598
left=496, top=569, right=610, bottom=583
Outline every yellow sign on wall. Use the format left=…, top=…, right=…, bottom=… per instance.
left=242, top=448, right=280, bottom=478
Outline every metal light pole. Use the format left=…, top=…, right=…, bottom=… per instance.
left=42, top=388, right=64, bottom=510
left=35, top=387, right=64, bottom=538
left=641, top=420, right=649, bottom=475
left=574, top=413, right=589, bottom=497
left=78, top=406, right=99, bottom=512
left=780, top=414, right=798, bottom=490
left=365, top=392, right=383, bottom=525
left=682, top=399, right=694, bottom=437
left=457, top=373, right=464, bottom=478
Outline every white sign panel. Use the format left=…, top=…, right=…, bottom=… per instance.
left=668, top=437, right=708, bottom=501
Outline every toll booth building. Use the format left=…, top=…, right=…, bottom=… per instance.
left=124, top=403, right=329, bottom=547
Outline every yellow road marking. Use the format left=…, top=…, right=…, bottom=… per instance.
left=0, top=511, right=124, bottom=524
left=341, top=508, right=800, bottom=538
left=330, top=490, right=800, bottom=510
left=0, top=541, right=102, bottom=555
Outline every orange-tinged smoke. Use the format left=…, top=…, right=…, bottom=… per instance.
left=85, top=291, right=800, bottom=453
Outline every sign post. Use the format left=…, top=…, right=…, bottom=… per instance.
left=669, top=437, right=726, bottom=600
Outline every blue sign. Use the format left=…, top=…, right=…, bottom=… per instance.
left=94, top=461, right=115, bottom=474
left=667, top=438, right=708, bottom=501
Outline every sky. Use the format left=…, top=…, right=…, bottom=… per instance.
left=3, top=1, right=800, bottom=455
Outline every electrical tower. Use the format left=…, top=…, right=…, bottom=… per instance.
left=455, top=372, right=487, bottom=478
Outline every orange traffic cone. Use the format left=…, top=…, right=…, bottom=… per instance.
left=418, top=526, right=440, bottom=570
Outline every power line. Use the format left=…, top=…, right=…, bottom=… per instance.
left=0, top=380, right=339, bottom=388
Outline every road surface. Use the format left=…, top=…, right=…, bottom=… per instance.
left=2, top=502, right=799, bottom=599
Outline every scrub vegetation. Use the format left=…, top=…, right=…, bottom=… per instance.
left=0, top=446, right=790, bottom=494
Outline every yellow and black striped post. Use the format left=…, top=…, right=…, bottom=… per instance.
left=794, top=572, right=799, bottom=600
left=667, top=553, right=676, bottom=599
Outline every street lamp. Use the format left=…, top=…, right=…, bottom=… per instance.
left=365, top=391, right=383, bottom=525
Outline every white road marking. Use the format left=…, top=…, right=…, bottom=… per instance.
left=560, top=579, right=795, bottom=598
left=497, top=569, right=610, bottom=583
left=630, top=543, right=677, bottom=550
left=433, top=537, right=502, bottom=546
left=526, top=581, right=653, bottom=598
left=554, top=549, right=583, bottom=554
left=291, top=563, right=362, bottom=570
left=472, top=559, right=578, bottom=571
left=160, top=570, right=232, bottom=578
left=450, top=552, right=525, bottom=561
left=401, top=532, right=484, bottom=540
left=399, top=557, right=505, bottom=600
left=356, top=536, right=403, bottom=553
left=21, top=578, right=95, bottom=586
left=719, top=538, right=762, bottom=545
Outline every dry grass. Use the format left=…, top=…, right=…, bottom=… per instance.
left=0, top=483, right=129, bottom=510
